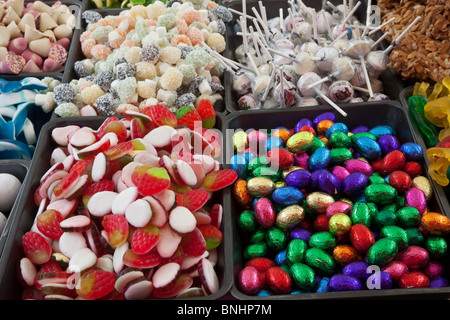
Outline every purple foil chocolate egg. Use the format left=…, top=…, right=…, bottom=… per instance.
left=329, top=274, right=362, bottom=291
left=423, top=260, right=445, bottom=278
left=316, top=171, right=341, bottom=195
left=285, top=169, right=311, bottom=189
left=290, top=227, right=312, bottom=241
left=366, top=271, right=392, bottom=290
left=342, top=261, right=370, bottom=280
left=344, top=159, right=374, bottom=177
left=342, top=172, right=368, bottom=195
left=295, top=118, right=313, bottom=133
left=378, top=134, right=400, bottom=155
left=430, top=276, right=448, bottom=288
left=351, top=125, right=369, bottom=134
left=312, top=112, right=336, bottom=128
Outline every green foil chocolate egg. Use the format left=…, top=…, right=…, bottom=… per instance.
left=367, top=238, right=398, bottom=265
left=304, top=247, right=335, bottom=275
left=380, top=225, right=409, bottom=249
left=405, top=227, right=425, bottom=246
left=364, top=184, right=398, bottom=204
left=289, top=263, right=316, bottom=290
left=351, top=202, right=373, bottom=227
left=308, top=231, right=337, bottom=251
left=266, top=226, right=288, bottom=251
left=276, top=205, right=305, bottom=229
left=329, top=131, right=352, bottom=148
left=238, top=210, right=257, bottom=233
left=425, top=236, right=447, bottom=258
left=286, top=238, right=307, bottom=265
left=395, top=206, right=421, bottom=228
left=368, top=173, right=386, bottom=185
left=244, top=242, right=268, bottom=260
left=330, top=148, right=353, bottom=164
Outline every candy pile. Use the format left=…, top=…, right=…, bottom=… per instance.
left=17, top=109, right=237, bottom=300
left=378, top=0, right=450, bottom=83
left=90, top=0, right=165, bottom=9
left=230, top=0, right=420, bottom=113
left=231, top=112, right=450, bottom=296
left=0, top=76, right=60, bottom=159
left=54, top=0, right=231, bottom=117
left=0, top=0, right=76, bottom=74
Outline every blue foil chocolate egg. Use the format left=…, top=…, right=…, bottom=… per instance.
left=309, top=147, right=331, bottom=171
left=399, top=142, right=423, bottom=161
left=295, top=118, right=314, bottom=133
left=342, top=172, right=368, bottom=195
left=312, top=112, right=336, bottom=128
left=329, top=274, right=363, bottom=291
left=354, top=136, right=382, bottom=159
left=316, top=277, right=330, bottom=293
left=369, top=125, right=396, bottom=139
left=274, top=249, right=287, bottom=265
left=272, top=186, right=304, bottom=206
left=230, top=154, right=248, bottom=179
left=378, top=134, right=400, bottom=155
left=285, top=169, right=311, bottom=189
left=265, top=136, right=284, bottom=151
left=326, top=122, right=349, bottom=139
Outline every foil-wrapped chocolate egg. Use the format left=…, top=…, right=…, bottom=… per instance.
left=290, top=227, right=312, bottom=242
left=367, top=238, right=398, bottom=265
left=333, top=244, right=362, bottom=266
left=342, top=261, right=370, bottom=280
left=286, top=131, right=314, bottom=153
left=344, top=159, right=373, bottom=177
left=329, top=274, right=362, bottom=291
left=405, top=187, right=427, bottom=214
left=247, top=177, right=275, bottom=197
left=398, top=271, right=430, bottom=288
left=305, top=247, right=335, bottom=275
left=354, top=136, right=382, bottom=160
left=399, top=142, right=423, bottom=161
left=328, top=213, right=352, bottom=236
left=423, top=260, right=445, bottom=278
left=254, top=197, right=276, bottom=228
left=325, top=122, right=349, bottom=140
left=388, top=170, right=412, bottom=192
left=411, top=176, right=433, bottom=201
left=238, top=266, right=264, bottom=295
left=234, top=179, right=253, bottom=209
left=380, top=225, right=409, bottom=249
left=308, top=231, right=337, bottom=251
left=281, top=166, right=303, bottom=179
left=382, top=261, right=409, bottom=281
left=380, top=150, right=406, bottom=175
left=286, top=238, right=307, bottom=265
left=395, top=206, right=420, bottom=228
left=276, top=205, right=305, bottom=229
left=313, top=112, right=337, bottom=128
left=378, top=134, right=400, bottom=155
left=316, top=170, right=341, bottom=195
left=272, top=187, right=304, bottom=207
left=285, top=169, right=311, bottom=189
left=265, top=266, right=293, bottom=294
left=331, top=165, right=350, bottom=182
left=293, top=151, right=309, bottom=168
left=349, top=223, right=375, bottom=253
left=369, top=125, right=395, bottom=139
left=289, top=263, right=316, bottom=290
left=421, top=212, right=450, bottom=236
left=326, top=201, right=352, bottom=218
left=295, top=118, right=314, bottom=133
left=309, top=147, right=331, bottom=171
left=366, top=271, right=392, bottom=289
left=364, top=183, right=398, bottom=205
left=306, top=191, right=335, bottom=214
left=342, top=172, right=368, bottom=195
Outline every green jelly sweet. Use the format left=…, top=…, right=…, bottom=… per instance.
left=405, top=228, right=425, bottom=246
left=238, top=210, right=257, bottom=232
left=308, top=231, right=337, bottom=251
left=286, top=131, right=315, bottom=153
left=395, top=206, right=421, bottom=228
left=244, top=242, right=268, bottom=260
left=367, top=238, right=398, bottom=265
left=266, top=226, right=288, bottom=251
left=351, top=202, right=373, bottom=227
left=304, top=248, right=335, bottom=275
left=329, top=131, right=352, bottom=148
left=289, top=263, right=316, bottom=290
left=364, top=184, right=398, bottom=204
left=425, top=236, right=448, bottom=258
left=380, top=225, right=409, bottom=249
left=330, top=148, right=353, bottom=164
left=286, top=238, right=307, bottom=265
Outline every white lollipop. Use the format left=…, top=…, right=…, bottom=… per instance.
left=306, top=56, right=356, bottom=89
left=328, top=80, right=355, bottom=103
left=314, top=46, right=340, bottom=73
left=293, top=52, right=317, bottom=76
left=345, top=36, right=374, bottom=97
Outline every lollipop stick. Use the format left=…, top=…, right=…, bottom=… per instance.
left=252, top=18, right=269, bottom=47
left=330, top=30, right=348, bottom=45
left=383, top=16, right=421, bottom=54
left=252, top=7, right=271, bottom=40
left=229, top=8, right=257, bottom=21
left=321, top=10, right=333, bottom=40
left=253, top=32, right=273, bottom=61
left=306, top=72, right=338, bottom=89
left=249, top=26, right=263, bottom=61
left=262, top=63, right=277, bottom=101
left=327, top=1, right=338, bottom=12
left=312, top=9, right=318, bottom=42
left=341, top=1, right=361, bottom=26
left=361, top=0, right=372, bottom=37
left=259, top=1, right=268, bottom=28
left=267, top=48, right=300, bottom=63
left=247, top=53, right=261, bottom=76
left=359, top=56, right=373, bottom=97
left=369, top=17, right=395, bottom=36
left=315, top=89, right=348, bottom=117
left=279, top=66, right=286, bottom=108
left=279, top=8, right=284, bottom=33
left=370, top=32, right=389, bottom=50
left=343, top=0, right=348, bottom=21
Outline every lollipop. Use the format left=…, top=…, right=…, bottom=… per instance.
left=344, top=36, right=374, bottom=97
left=306, top=56, right=356, bottom=90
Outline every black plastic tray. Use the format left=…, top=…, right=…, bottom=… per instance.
left=0, top=0, right=85, bottom=80
left=0, top=112, right=233, bottom=300
left=226, top=101, right=450, bottom=300
left=399, top=86, right=450, bottom=216
left=59, top=7, right=227, bottom=116
left=223, top=0, right=405, bottom=114
left=0, top=160, right=30, bottom=258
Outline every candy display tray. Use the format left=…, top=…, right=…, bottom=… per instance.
left=226, top=101, right=450, bottom=300
left=0, top=74, right=63, bottom=160
left=399, top=86, right=450, bottom=215
left=223, top=0, right=406, bottom=114
left=0, top=113, right=233, bottom=300
left=0, top=0, right=84, bottom=80
left=58, top=7, right=228, bottom=117
left=0, top=160, right=30, bottom=259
